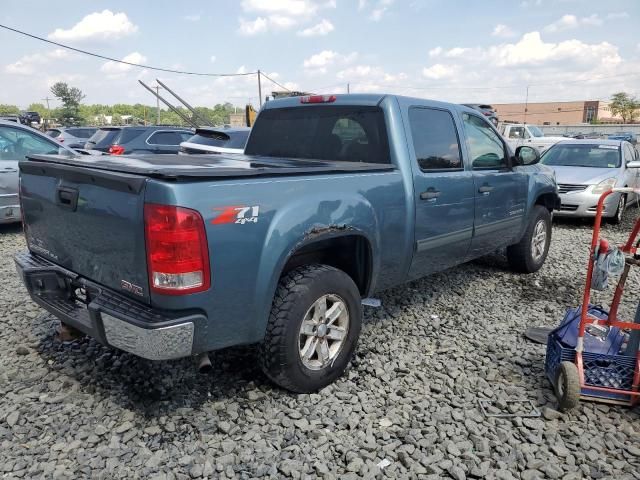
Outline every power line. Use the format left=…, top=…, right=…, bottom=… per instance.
left=261, top=72, right=291, bottom=92
left=0, top=23, right=256, bottom=77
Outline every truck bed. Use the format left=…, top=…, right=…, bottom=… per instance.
left=26, top=153, right=394, bottom=179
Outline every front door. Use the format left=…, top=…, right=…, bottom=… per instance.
left=0, top=125, right=61, bottom=222
left=461, top=113, right=528, bottom=257
left=407, top=107, right=475, bottom=279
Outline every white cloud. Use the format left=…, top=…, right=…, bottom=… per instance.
left=184, top=14, right=201, bottom=22
left=238, top=0, right=336, bottom=34
left=422, top=63, right=456, bottom=79
left=100, top=52, right=147, bottom=74
left=48, top=10, right=138, bottom=42
left=492, top=24, right=517, bottom=38
left=5, top=49, right=71, bottom=75
left=303, top=50, right=357, bottom=74
left=239, top=17, right=268, bottom=35
left=607, top=12, right=629, bottom=20
left=298, top=19, right=334, bottom=36
left=489, top=31, right=619, bottom=67
left=544, top=13, right=608, bottom=33
left=428, top=46, right=443, bottom=58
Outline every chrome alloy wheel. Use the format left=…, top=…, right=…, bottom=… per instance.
left=531, top=219, right=548, bottom=262
left=298, top=294, right=349, bottom=370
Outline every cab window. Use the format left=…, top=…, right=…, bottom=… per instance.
left=462, top=114, right=508, bottom=169
left=408, top=107, right=462, bottom=171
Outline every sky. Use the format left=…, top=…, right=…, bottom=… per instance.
left=0, top=0, right=638, bottom=109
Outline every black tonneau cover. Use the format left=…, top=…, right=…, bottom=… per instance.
left=25, top=153, right=394, bottom=180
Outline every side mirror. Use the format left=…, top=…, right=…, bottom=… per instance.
left=627, top=161, right=640, bottom=169
left=514, top=145, right=540, bottom=166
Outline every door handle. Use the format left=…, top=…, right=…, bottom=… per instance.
left=478, top=185, right=494, bottom=194
left=420, top=188, right=441, bottom=200
left=56, top=186, right=79, bottom=211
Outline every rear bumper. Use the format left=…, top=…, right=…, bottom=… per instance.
left=14, top=251, right=205, bottom=360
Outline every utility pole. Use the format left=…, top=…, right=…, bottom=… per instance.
left=258, top=70, right=263, bottom=108
left=152, top=84, right=163, bottom=124
left=41, top=97, right=52, bottom=128
left=347, top=83, right=350, bottom=94
left=524, top=85, right=530, bottom=125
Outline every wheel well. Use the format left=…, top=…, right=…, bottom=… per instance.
left=282, top=235, right=372, bottom=296
left=535, top=192, right=558, bottom=212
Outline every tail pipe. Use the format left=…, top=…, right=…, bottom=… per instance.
left=196, top=353, right=213, bottom=374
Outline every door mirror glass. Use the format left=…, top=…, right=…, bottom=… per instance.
left=627, top=161, right=640, bottom=169
left=515, top=145, right=540, bottom=166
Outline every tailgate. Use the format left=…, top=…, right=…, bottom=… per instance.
left=19, top=160, right=151, bottom=303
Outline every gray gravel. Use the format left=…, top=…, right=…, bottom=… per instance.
left=2, top=212, right=640, bottom=479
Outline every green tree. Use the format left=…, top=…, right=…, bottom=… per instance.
left=50, top=82, right=86, bottom=125
left=0, top=104, right=19, bottom=115
left=111, top=114, right=123, bottom=125
left=609, top=92, right=640, bottom=124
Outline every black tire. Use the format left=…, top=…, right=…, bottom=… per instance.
left=555, top=361, right=580, bottom=411
left=607, top=194, right=626, bottom=225
left=259, top=264, right=362, bottom=393
left=507, top=205, right=552, bottom=273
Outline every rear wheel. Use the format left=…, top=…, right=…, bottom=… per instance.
left=507, top=205, right=552, bottom=273
left=555, top=361, right=580, bottom=411
left=259, top=264, right=362, bottom=393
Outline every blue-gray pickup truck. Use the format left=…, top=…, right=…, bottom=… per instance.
left=15, top=94, right=558, bottom=392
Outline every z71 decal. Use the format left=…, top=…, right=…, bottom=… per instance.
left=212, top=206, right=260, bottom=225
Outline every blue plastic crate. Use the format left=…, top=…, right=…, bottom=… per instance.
left=545, top=335, right=636, bottom=403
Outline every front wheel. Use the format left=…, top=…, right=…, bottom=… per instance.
left=555, top=361, right=580, bottom=411
left=259, top=264, right=362, bottom=393
left=607, top=194, right=626, bottom=225
left=507, top=205, right=552, bottom=273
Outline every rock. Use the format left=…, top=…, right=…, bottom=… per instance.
left=541, top=407, right=562, bottom=421
left=379, top=418, right=393, bottom=428
left=449, top=465, right=466, bottom=480
left=6, top=411, right=19, bottom=427
left=115, top=421, right=133, bottom=434
left=15, top=345, right=29, bottom=355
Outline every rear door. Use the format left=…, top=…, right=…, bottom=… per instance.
left=461, top=113, right=527, bottom=257
left=406, top=106, right=475, bottom=278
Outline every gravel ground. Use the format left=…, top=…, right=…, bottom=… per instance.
left=2, top=212, right=640, bottom=480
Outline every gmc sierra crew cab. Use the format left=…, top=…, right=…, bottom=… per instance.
left=15, top=94, right=559, bottom=393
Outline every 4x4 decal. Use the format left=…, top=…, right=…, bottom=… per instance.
left=212, top=206, right=260, bottom=225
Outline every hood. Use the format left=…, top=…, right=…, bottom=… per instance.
left=549, top=165, right=620, bottom=185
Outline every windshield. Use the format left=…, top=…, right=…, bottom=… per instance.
left=528, top=126, right=544, bottom=137
left=541, top=144, right=621, bottom=168
left=245, top=105, right=390, bottom=164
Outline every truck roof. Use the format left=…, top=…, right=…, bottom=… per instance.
left=262, top=93, right=476, bottom=114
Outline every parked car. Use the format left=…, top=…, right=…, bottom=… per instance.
left=14, top=94, right=558, bottom=392
left=0, top=115, right=20, bottom=123
left=462, top=104, right=498, bottom=126
left=84, top=127, right=122, bottom=152
left=500, top=124, right=566, bottom=153
left=107, top=126, right=194, bottom=155
left=0, top=120, right=77, bottom=224
left=179, top=127, right=251, bottom=155
left=46, top=127, right=98, bottom=149
left=608, top=132, right=637, bottom=146
left=20, top=111, right=41, bottom=125
left=541, top=139, right=640, bottom=224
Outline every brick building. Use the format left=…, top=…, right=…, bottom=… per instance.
left=491, top=100, right=623, bottom=125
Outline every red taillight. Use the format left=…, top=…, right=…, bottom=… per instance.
left=300, top=95, right=337, bottom=104
left=483, top=112, right=492, bottom=116
left=144, top=204, right=210, bottom=295
left=109, top=145, right=125, bottom=155
left=58, top=138, right=64, bottom=143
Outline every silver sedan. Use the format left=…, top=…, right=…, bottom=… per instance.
left=0, top=120, right=77, bottom=224
left=540, top=139, right=640, bottom=224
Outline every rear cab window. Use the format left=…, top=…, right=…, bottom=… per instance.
left=245, top=105, right=390, bottom=164
left=88, top=128, right=121, bottom=147
left=147, top=131, right=191, bottom=145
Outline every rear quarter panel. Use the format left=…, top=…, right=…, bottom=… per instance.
left=144, top=170, right=407, bottom=351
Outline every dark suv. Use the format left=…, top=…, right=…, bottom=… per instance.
left=20, top=111, right=41, bottom=125
left=106, top=126, right=194, bottom=155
